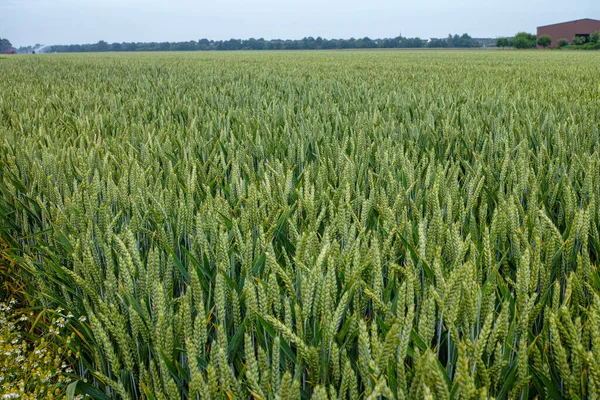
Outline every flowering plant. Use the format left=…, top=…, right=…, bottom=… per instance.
left=0, top=300, right=86, bottom=400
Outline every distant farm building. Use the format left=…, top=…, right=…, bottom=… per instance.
left=4, top=49, right=16, bottom=54
left=537, top=18, right=600, bottom=48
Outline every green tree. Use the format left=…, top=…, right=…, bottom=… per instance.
left=537, top=35, right=552, bottom=48
left=96, top=40, right=109, bottom=52
left=198, top=39, right=211, bottom=50
left=496, top=37, right=509, bottom=48
left=513, top=32, right=536, bottom=49
left=572, top=36, right=586, bottom=46
left=447, top=34, right=457, bottom=47
left=427, top=38, right=448, bottom=48
left=557, top=38, right=569, bottom=48
left=0, top=38, right=13, bottom=53
left=301, top=37, right=317, bottom=49
left=590, top=32, right=600, bottom=43
left=360, top=37, right=377, bottom=48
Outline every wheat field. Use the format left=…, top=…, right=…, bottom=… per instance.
left=1, top=50, right=600, bottom=399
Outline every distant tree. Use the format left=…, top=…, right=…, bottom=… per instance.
left=222, top=39, right=242, bottom=50
left=537, top=35, right=552, bottom=48
left=427, top=38, right=448, bottom=48
left=379, top=37, right=396, bottom=48
left=320, top=39, right=337, bottom=49
left=283, top=40, right=299, bottom=50
left=430, top=33, right=479, bottom=48
left=590, top=32, right=600, bottom=44
left=0, top=38, right=13, bottom=53
left=180, top=41, right=197, bottom=51
left=496, top=37, right=509, bottom=48
left=96, top=40, right=109, bottom=52
left=406, top=37, right=424, bottom=48
left=198, top=39, right=211, bottom=50
left=360, top=37, right=377, bottom=48
left=447, top=34, right=458, bottom=47
left=16, top=45, right=33, bottom=54
left=244, top=38, right=265, bottom=50
left=513, top=32, right=536, bottom=49
left=397, top=36, right=421, bottom=48
left=158, top=42, right=171, bottom=51
left=455, top=33, right=480, bottom=48
left=34, top=32, right=485, bottom=53
left=341, top=38, right=356, bottom=49
left=572, top=36, right=586, bottom=46
left=301, top=37, right=317, bottom=50
left=557, top=38, right=569, bottom=48
left=122, top=42, right=137, bottom=52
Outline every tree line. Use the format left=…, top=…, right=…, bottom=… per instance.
left=0, top=38, right=14, bottom=53
left=496, top=32, right=537, bottom=49
left=9, top=31, right=600, bottom=54
left=497, top=31, right=600, bottom=49
left=17, top=34, right=485, bottom=53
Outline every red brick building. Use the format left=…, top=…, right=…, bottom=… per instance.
left=537, top=19, right=600, bottom=48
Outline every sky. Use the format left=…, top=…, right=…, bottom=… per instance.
left=1, top=0, right=599, bottom=47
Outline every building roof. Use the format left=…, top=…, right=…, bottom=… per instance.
left=538, top=18, right=600, bottom=29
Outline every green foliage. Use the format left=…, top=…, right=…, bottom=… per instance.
left=558, top=38, right=570, bottom=48
left=0, top=301, right=79, bottom=399
left=27, top=34, right=490, bottom=53
left=0, top=38, right=13, bottom=53
left=537, top=35, right=552, bottom=48
left=496, top=37, right=509, bottom=48
left=1, top=50, right=600, bottom=399
left=567, top=33, right=600, bottom=50
left=573, top=42, right=600, bottom=50
left=513, top=32, right=537, bottom=49
left=572, top=36, right=587, bottom=46
left=50, top=36, right=412, bottom=52
left=427, top=33, right=481, bottom=48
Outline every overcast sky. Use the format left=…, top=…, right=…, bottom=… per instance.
left=1, top=0, right=599, bottom=47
